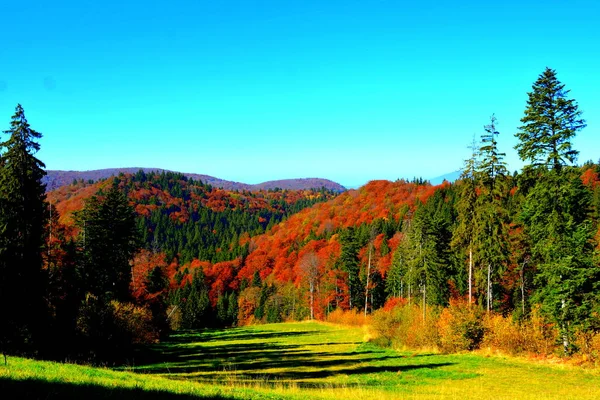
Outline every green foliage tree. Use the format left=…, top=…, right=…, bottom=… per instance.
left=180, top=269, right=210, bottom=328
left=452, top=135, right=479, bottom=305
left=75, top=182, right=139, bottom=302
left=475, top=115, right=509, bottom=312
left=515, top=67, right=586, bottom=172
left=516, top=68, right=598, bottom=354
left=338, top=228, right=362, bottom=310
left=0, top=104, right=48, bottom=358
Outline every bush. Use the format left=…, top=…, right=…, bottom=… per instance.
left=111, top=300, right=159, bottom=345
left=166, top=304, right=182, bottom=331
left=371, top=301, right=439, bottom=350
left=75, top=294, right=158, bottom=362
left=481, top=314, right=523, bottom=354
left=326, top=309, right=370, bottom=326
left=574, top=329, right=600, bottom=364
left=437, top=300, right=485, bottom=353
left=520, top=308, right=558, bottom=355
left=478, top=307, right=557, bottom=356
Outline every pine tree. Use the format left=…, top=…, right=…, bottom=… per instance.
left=515, top=69, right=598, bottom=354
left=475, top=115, right=509, bottom=312
left=0, top=104, right=48, bottom=358
left=75, top=181, right=139, bottom=302
left=338, top=228, right=361, bottom=310
left=515, top=67, right=585, bottom=172
left=452, top=135, right=479, bottom=305
left=523, top=170, right=598, bottom=353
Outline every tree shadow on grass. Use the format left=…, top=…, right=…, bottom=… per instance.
left=0, top=377, right=232, bottom=400
left=170, top=361, right=455, bottom=385
left=164, top=329, right=323, bottom=344
left=132, top=327, right=458, bottom=388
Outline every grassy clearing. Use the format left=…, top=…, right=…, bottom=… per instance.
left=130, top=321, right=600, bottom=399
left=2, top=322, right=600, bottom=399
left=0, top=355, right=291, bottom=399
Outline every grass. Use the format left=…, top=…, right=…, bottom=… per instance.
left=2, top=322, right=600, bottom=399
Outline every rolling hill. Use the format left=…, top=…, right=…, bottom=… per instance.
left=43, top=168, right=346, bottom=192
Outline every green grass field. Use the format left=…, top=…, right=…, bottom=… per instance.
left=2, top=322, right=600, bottom=399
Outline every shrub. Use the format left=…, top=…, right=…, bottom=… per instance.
left=76, top=294, right=159, bottom=361
left=574, top=329, right=600, bottom=364
left=520, top=307, right=558, bottom=355
left=372, top=301, right=439, bottom=350
left=166, top=304, right=182, bottom=331
left=111, top=300, right=159, bottom=345
left=481, top=314, right=523, bottom=354
left=437, top=300, right=485, bottom=353
left=326, top=308, right=370, bottom=326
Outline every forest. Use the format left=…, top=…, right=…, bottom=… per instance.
left=1, top=67, right=599, bottom=364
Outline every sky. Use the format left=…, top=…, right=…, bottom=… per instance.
left=1, top=1, right=599, bottom=188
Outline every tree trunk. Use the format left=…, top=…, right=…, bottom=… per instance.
left=468, top=246, right=472, bottom=306
left=310, top=282, right=314, bottom=320
left=364, top=245, right=371, bottom=317
left=487, top=263, right=492, bottom=313
left=422, top=284, right=426, bottom=324
left=561, top=299, right=569, bottom=355
left=520, top=261, right=526, bottom=315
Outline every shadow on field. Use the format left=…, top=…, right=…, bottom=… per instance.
left=131, top=327, right=456, bottom=388
left=166, top=329, right=322, bottom=344
left=0, top=377, right=232, bottom=400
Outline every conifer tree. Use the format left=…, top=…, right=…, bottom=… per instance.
left=75, top=182, right=139, bottom=302
left=475, top=115, right=509, bottom=312
left=515, top=67, right=585, bottom=172
left=452, top=135, right=479, bottom=305
left=0, top=104, right=48, bottom=358
left=515, top=68, right=598, bottom=353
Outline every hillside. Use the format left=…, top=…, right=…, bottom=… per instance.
left=167, top=179, right=451, bottom=323
left=47, top=170, right=339, bottom=264
left=43, top=168, right=346, bottom=192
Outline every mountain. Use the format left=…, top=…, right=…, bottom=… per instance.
left=42, top=168, right=346, bottom=192
left=429, top=170, right=461, bottom=185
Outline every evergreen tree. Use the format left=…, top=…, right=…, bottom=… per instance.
left=475, top=115, right=509, bottom=312
left=227, top=291, right=238, bottom=326
left=75, top=182, right=139, bottom=302
left=452, top=135, right=479, bottom=305
left=523, top=169, right=599, bottom=353
left=516, top=69, right=598, bottom=354
left=0, top=104, right=48, bottom=358
left=181, top=269, right=210, bottom=328
left=338, top=228, right=362, bottom=310
left=515, top=67, right=586, bottom=172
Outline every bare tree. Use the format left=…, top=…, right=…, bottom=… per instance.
left=299, top=252, right=320, bottom=320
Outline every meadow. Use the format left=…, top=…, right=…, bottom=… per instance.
left=2, top=322, right=600, bottom=399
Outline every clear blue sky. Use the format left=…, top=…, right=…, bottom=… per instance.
left=1, top=0, right=599, bottom=188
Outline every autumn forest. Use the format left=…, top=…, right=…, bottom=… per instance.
left=2, top=67, right=600, bottom=368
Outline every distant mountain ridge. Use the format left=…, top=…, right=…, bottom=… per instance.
left=42, top=168, right=346, bottom=192
left=429, top=170, right=461, bottom=185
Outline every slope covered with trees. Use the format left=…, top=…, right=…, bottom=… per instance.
left=43, top=168, right=346, bottom=192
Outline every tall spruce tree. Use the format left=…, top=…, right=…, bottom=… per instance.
left=452, top=135, right=479, bottom=305
left=475, top=115, right=509, bottom=312
left=75, top=182, right=139, bottom=302
left=0, top=104, right=48, bottom=359
left=515, top=68, right=598, bottom=354
left=515, top=67, right=585, bottom=172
